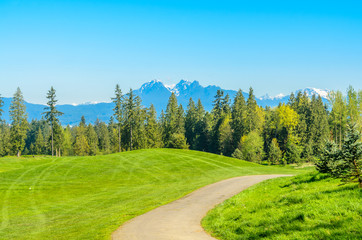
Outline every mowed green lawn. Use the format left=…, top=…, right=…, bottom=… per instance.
left=202, top=172, right=362, bottom=240
left=0, top=149, right=304, bottom=240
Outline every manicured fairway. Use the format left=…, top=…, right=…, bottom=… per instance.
left=0, top=149, right=302, bottom=240
left=202, top=172, right=362, bottom=240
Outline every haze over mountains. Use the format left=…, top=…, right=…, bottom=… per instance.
left=1, top=80, right=329, bottom=125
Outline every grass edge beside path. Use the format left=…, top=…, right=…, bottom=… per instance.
left=202, top=172, right=362, bottom=240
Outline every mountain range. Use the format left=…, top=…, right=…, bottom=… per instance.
left=0, top=80, right=329, bottom=125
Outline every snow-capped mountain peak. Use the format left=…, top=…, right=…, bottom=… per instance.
left=176, top=79, right=192, bottom=87
left=164, top=83, right=176, bottom=91
left=161, top=80, right=195, bottom=96
left=168, top=80, right=191, bottom=95
left=139, top=79, right=165, bottom=93
left=260, top=88, right=329, bottom=101
left=137, top=79, right=205, bottom=97
left=296, top=87, right=330, bottom=99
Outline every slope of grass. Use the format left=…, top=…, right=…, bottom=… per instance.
left=202, top=172, right=362, bottom=240
left=0, top=149, right=305, bottom=240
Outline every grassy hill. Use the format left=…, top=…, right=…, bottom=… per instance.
left=0, top=149, right=306, bottom=240
left=202, top=172, right=362, bottom=240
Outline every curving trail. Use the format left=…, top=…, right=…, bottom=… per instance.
left=112, top=174, right=291, bottom=240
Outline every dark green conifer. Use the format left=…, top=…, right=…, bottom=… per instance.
left=145, top=104, right=162, bottom=148
left=194, top=100, right=209, bottom=151
left=163, top=93, right=188, bottom=148
left=111, top=84, right=123, bottom=152
left=10, top=87, right=28, bottom=157
left=43, top=87, right=63, bottom=156
left=86, top=124, right=98, bottom=155
left=309, top=96, right=329, bottom=157
left=245, top=87, right=260, bottom=134
left=0, top=123, right=11, bottom=156
left=123, top=89, right=143, bottom=150
left=33, top=128, right=45, bottom=155
left=340, top=124, right=362, bottom=187
left=231, top=89, right=246, bottom=150
left=185, top=98, right=197, bottom=149
left=95, top=120, right=111, bottom=154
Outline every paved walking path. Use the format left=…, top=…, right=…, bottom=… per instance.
left=112, top=174, right=291, bottom=240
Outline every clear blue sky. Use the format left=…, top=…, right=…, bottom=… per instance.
left=0, top=0, right=361, bottom=104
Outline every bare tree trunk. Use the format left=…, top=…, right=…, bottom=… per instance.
left=17, top=150, right=20, bottom=157
left=51, top=127, right=54, bottom=157
left=353, top=159, right=362, bottom=188
left=339, top=123, right=342, bottom=148
left=130, top=125, right=133, bottom=151
left=59, top=148, right=61, bottom=157
left=118, top=125, right=121, bottom=152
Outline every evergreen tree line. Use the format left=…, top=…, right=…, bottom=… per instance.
left=0, top=85, right=361, bottom=164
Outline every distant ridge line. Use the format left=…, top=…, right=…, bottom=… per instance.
left=0, top=80, right=329, bottom=125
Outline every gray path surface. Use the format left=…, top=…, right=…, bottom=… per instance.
left=112, top=175, right=291, bottom=240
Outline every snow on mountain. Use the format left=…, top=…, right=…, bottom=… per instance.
left=164, top=83, right=176, bottom=91
left=70, top=101, right=111, bottom=106
left=296, top=87, right=330, bottom=99
left=175, top=79, right=192, bottom=91
left=260, top=93, right=286, bottom=100
left=163, top=79, right=193, bottom=96
left=275, top=93, right=287, bottom=99
left=133, top=79, right=240, bottom=114
left=139, top=79, right=163, bottom=93
left=260, top=88, right=329, bottom=101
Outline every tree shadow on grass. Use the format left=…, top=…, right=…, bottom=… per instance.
left=279, top=173, right=329, bottom=188
left=320, top=183, right=361, bottom=194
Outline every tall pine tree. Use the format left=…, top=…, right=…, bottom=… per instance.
left=185, top=98, right=197, bottom=149
left=145, top=104, right=162, bottom=148
left=211, top=90, right=225, bottom=153
left=95, top=120, right=111, bottom=154
left=32, top=128, right=45, bottom=155
left=43, top=87, right=63, bottom=157
left=231, top=89, right=246, bottom=150
left=245, top=87, right=264, bottom=134
left=309, top=96, right=329, bottom=157
left=86, top=124, right=99, bottom=155
left=10, top=88, right=28, bottom=157
left=163, top=92, right=188, bottom=148
left=123, top=89, right=142, bottom=151
left=111, top=84, right=123, bottom=152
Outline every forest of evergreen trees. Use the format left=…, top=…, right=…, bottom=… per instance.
left=0, top=85, right=361, bottom=165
